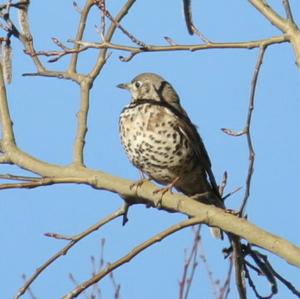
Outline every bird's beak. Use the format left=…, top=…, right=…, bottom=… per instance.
left=117, top=82, right=130, bottom=90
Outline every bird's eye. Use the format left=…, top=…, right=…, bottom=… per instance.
left=134, top=81, right=142, bottom=88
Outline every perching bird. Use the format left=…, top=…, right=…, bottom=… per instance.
left=118, top=73, right=224, bottom=212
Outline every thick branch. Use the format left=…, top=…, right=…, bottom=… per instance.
left=72, top=79, right=92, bottom=166
left=71, top=0, right=137, bottom=166
left=0, top=145, right=300, bottom=268
left=249, top=0, right=300, bottom=67
left=0, top=62, right=15, bottom=146
left=249, top=0, right=288, bottom=31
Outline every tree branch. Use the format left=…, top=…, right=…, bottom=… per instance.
left=70, top=35, right=287, bottom=62
left=248, top=0, right=288, bottom=31
left=0, top=150, right=299, bottom=269
left=239, top=46, right=267, bottom=216
left=249, top=0, right=300, bottom=67
left=282, top=0, right=295, bottom=23
left=68, top=0, right=94, bottom=73
left=62, top=217, right=220, bottom=299
left=14, top=205, right=127, bottom=299
left=0, top=61, right=15, bottom=146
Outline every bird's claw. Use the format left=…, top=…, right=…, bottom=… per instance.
left=153, top=187, right=173, bottom=207
left=130, top=178, right=148, bottom=192
left=152, top=177, right=179, bottom=207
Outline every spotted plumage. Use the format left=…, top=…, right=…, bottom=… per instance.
left=118, top=73, right=224, bottom=209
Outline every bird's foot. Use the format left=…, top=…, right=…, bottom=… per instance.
left=130, top=178, right=149, bottom=192
left=153, top=177, right=180, bottom=207
left=130, top=171, right=151, bottom=192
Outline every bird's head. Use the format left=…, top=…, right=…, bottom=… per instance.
left=117, top=73, right=180, bottom=106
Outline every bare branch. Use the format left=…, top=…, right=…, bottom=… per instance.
left=71, top=0, right=137, bottom=167
left=239, top=46, right=266, bottom=216
left=198, top=237, right=221, bottom=298
left=94, top=0, right=146, bottom=47
left=231, top=236, right=247, bottom=299
left=72, top=78, right=92, bottom=166
left=221, top=128, right=245, bottom=137
left=14, top=205, right=127, bottom=299
left=219, top=257, right=233, bottom=299
left=183, top=0, right=193, bottom=35
left=21, top=274, right=37, bottom=299
left=182, top=0, right=210, bottom=43
left=249, top=0, right=288, bottom=32
left=17, top=0, right=45, bottom=72
left=63, top=217, right=216, bottom=299
left=89, top=0, right=136, bottom=79
left=282, top=0, right=295, bottom=22
left=24, top=46, right=89, bottom=63
left=0, top=176, right=91, bottom=190
left=249, top=0, right=300, bottom=67
left=70, top=35, right=287, bottom=63
left=179, top=225, right=201, bottom=299
left=68, top=0, right=94, bottom=73
left=0, top=60, right=15, bottom=144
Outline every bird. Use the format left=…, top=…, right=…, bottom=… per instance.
left=117, top=73, right=224, bottom=212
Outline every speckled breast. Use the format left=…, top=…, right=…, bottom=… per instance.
left=119, top=102, right=195, bottom=185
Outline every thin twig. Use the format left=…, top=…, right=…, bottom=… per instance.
left=99, top=0, right=106, bottom=40
left=222, top=186, right=242, bottom=201
left=109, top=271, right=121, bottom=299
left=16, top=0, right=45, bottom=71
left=231, top=235, right=246, bottom=299
left=0, top=173, right=41, bottom=181
left=182, top=0, right=210, bottom=42
left=14, top=205, right=126, bottom=299
left=54, top=35, right=287, bottom=63
left=282, top=0, right=295, bottom=22
left=94, top=0, right=146, bottom=48
left=89, top=0, right=136, bottom=79
left=69, top=0, right=94, bottom=73
left=218, top=257, right=233, bottom=299
left=221, top=128, right=245, bottom=137
left=248, top=247, right=300, bottom=297
left=183, top=0, right=193, bottom=35
left=68, top=273, right=89, bottom=299
left=62, top=216, right=214, bottom=299
left=218, top=171, right=228, bottom=197
left=226, top=47, right=268, bottom=299
left=0, top=176, right=92, bottom=190
left=24, top=46, right=89, bottom=63
left=90, top=256, right=102, bottom=298
left=72, top=1, right=82, bottom=14
left=239, top=46, right=267, bottom=216
left=179, top=225, right=201, bottom=299
left=199, top=237, right=220, bottom=298
left=21, top=274, right=37, bottom=299
left=244, top=264, right=272, bottom=299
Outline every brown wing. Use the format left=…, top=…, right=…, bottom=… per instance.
left=148, top=81, right=220, bottom=197
left=175, top=111, right=220, bottom=197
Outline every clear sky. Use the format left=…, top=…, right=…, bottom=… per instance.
left=1, top=1, right=300, bottom=298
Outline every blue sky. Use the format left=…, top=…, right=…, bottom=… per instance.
left=1, top=1, right=300, bottom=298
